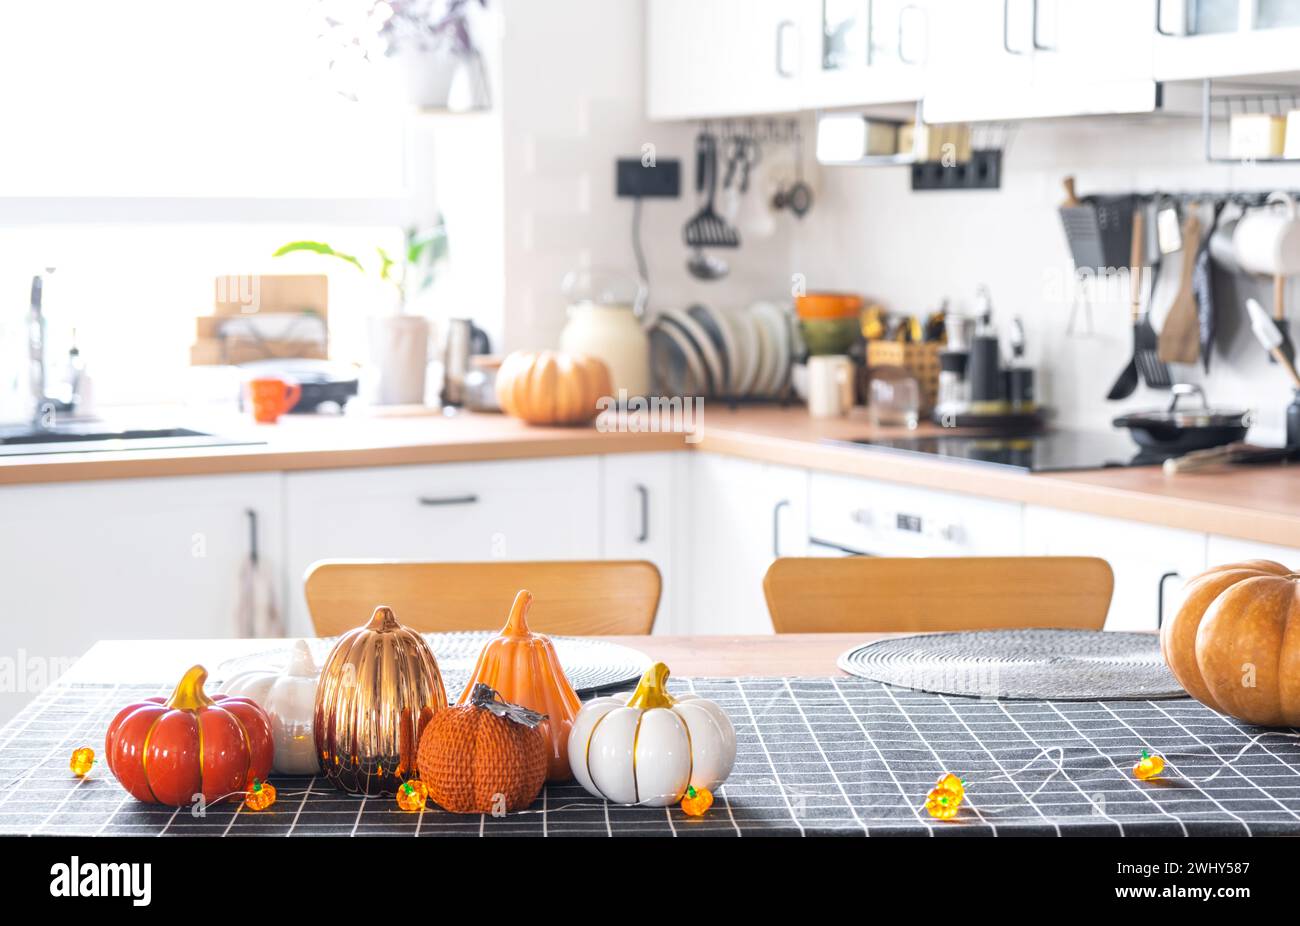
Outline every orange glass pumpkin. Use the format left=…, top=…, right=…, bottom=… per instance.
left=1161, top=559, right=1300, bottom=726
left=417, top=684, right=548, bottom=814
left=314, top=605, right=448, bottom=795
left=458, top=589, right=581, bottom=781
left=495, top=350, right=612, bottom=426
left=105, top=665, right=273, bottom=806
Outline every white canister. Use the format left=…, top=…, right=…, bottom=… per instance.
left=559, top=302, right=650, bottom=399
left=367, top=315, right=431, bottom=406
left=806, top=354, right=855, bottom=418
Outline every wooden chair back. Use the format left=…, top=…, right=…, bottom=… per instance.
left=304, top=559, right=661, bottom=636
left=763, top=556, right=1113, bottom=633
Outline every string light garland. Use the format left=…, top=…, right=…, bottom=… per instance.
left=1133, top=749, right=1166, bottom=781
left=69, top=747, right=95, bottom=778
left=680, top=785, right=713, bottom=816
left=396, top=779, right=428, bottom=812
left=244, top=778, right=277, bottom=811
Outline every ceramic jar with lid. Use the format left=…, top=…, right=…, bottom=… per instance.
left=559, top=268, right=649, bottom=400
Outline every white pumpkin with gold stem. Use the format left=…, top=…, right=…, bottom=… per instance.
left=568, top=662, right=736, bottom=806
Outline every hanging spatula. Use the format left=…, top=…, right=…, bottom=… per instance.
left=1272, top=272, right=1295, bottom=366
left=683, top=132, right=739, bottom=249
left=1157, top=211, right=1203, bottom=366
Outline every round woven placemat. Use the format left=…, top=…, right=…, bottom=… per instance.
left=838, top=629, right=1186, bottom=700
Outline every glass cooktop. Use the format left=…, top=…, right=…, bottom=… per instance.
left=830, top=429, right=1168, bottom=473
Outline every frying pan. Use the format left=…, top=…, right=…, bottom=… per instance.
left=1113, top=383, right=1251, bottom=453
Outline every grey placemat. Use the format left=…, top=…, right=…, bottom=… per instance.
left=838, top=629, right=1186, bottom=700
left=214, top=632, right=651, bottom=697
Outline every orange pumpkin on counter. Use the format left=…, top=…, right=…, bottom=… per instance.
left=1161, top=559, right=1300, bottom=726
left=457, top=589, right=581, bottom=781
left=495, top=349, right=612, bottom=426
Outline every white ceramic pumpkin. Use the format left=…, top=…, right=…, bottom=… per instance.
left=568, top=662, right=735, bottom=806
left=220, top=639, right=320, bottom=774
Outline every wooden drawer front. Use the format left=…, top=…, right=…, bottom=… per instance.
left=808, top=471, right=1023, bottom=557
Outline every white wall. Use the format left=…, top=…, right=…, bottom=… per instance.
left=795, top=117, right=1300, bottom=442
left=494, top=0, right=797, bottom=353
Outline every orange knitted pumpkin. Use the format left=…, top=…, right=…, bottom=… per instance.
left=417, top=684, right=548, bottom=814
left=458, top=589, right=581, bottom=781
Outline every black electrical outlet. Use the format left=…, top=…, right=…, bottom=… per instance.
left=910, top=149, right=1002, bottom=191
left=616, top=158, right=681, bottom=198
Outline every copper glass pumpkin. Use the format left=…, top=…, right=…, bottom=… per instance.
left=314, top=605, right=448, bottom=795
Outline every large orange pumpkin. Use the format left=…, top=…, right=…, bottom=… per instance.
left=1161, top=559, right=1300, bottom=726
left=495, top=349, right=612, bottom=426
left=458, top=589, right=581, bottom=781
left=417, top=683, right=548, bottom=814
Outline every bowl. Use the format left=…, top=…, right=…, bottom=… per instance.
left=800, top=316, right=860, bottom=356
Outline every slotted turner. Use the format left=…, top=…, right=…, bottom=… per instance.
left=683, top=132, right=739, bottom=249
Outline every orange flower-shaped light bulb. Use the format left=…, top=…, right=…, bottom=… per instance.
left=681, top=785, right=713, bottom=817
left=924, top=786, right=962, bottom=820
left=69, top=747, right=95, bottom=778
left=397, top=779, right=428, bottom=812
left=1132, top=749, right=1165, bottom=781
left=245, top=778, right=276, bottom=811
left=935, top=772, right=965, bottom=800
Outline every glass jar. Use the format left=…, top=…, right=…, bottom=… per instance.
left=869, top=365, right=920, bottom=429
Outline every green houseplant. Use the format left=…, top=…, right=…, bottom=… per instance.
left=273, top=224, right=449, bottom=406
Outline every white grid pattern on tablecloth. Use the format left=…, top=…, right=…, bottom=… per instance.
left=2, top=678, right=1299, bottom=837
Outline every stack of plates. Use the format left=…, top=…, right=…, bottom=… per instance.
left=649, top=302, right=795, bottom=399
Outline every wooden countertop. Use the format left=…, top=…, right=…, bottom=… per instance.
left=61, top=634, right=868, bottom=686
left=3, top=404, right=1298, bottom=547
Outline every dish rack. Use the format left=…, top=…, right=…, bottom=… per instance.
left=866, top=340, right=940, bottom=414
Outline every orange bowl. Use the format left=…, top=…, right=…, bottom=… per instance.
left=795, top=292, right=864, bottom=320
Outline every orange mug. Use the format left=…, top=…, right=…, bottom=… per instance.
left=247, top=377, right=301, bottom=423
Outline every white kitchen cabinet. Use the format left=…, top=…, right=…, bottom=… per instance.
left=800, top=0, right=929, bottom=108
left=1153, top=0, right=1300, bottom=80
left=922, top=0, right=1158, bottom=123
left=1024, top=506, right=1207, bottom=631
left=808, top=471, right=1024, bottom=556
left=686, top=453, right=808, bottom=634
left=0, top=473, right=283, bottom=724
left=645, top=0, right=806, bottom=120
left=600, top=452, right=685, bottom=634
left=283, top=457, right=602, bottom=634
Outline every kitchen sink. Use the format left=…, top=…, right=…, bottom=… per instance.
left=0, top=425, right=263, bottom=457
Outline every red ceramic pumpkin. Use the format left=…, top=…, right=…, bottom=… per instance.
left=105, top=664, right=273, bottom=806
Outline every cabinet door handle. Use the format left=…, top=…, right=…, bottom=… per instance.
left=775, top=19, right=797, bottom=77
left=1030, top=0, right=1054, bottom=51
left=1154, top=0, right=1175, bottom=36
left=1157, top=571, right=1181, bottom=629
left=245, top=508, right=259, bottom=565
left=897, top=3, right=925, bottom=66
left=634, top=483, right=649, bottom=543
left=417, top=494, right=479, bottom=507
left=1002, top=0, right=1026, bottom=54
left=772, top=499, right=790, bottom=558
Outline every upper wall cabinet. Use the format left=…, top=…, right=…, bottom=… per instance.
left=922, top=0, right=1158, bottom=123
left=1153, top=0, right=1300, bottom=79
left=799, top=0, right=930, bottom=109
left=645, top=0, right=807, bottom=120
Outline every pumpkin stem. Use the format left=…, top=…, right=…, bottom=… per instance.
left=504, top=590, right=534, bottom=637
left=366, top=605, right=400, bottom=633
left=286, top=638, right=317, bottom=677
left=165, top=665, right=215, bottom=712
left=626, top=662, right=676, bottom=710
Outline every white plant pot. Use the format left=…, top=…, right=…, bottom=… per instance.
left=368, top=315, right=431, bottom=406
left=392, top=44, right=463, bottom=109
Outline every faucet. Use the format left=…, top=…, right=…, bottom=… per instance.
left=27, top=268, right=74, bottom=428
